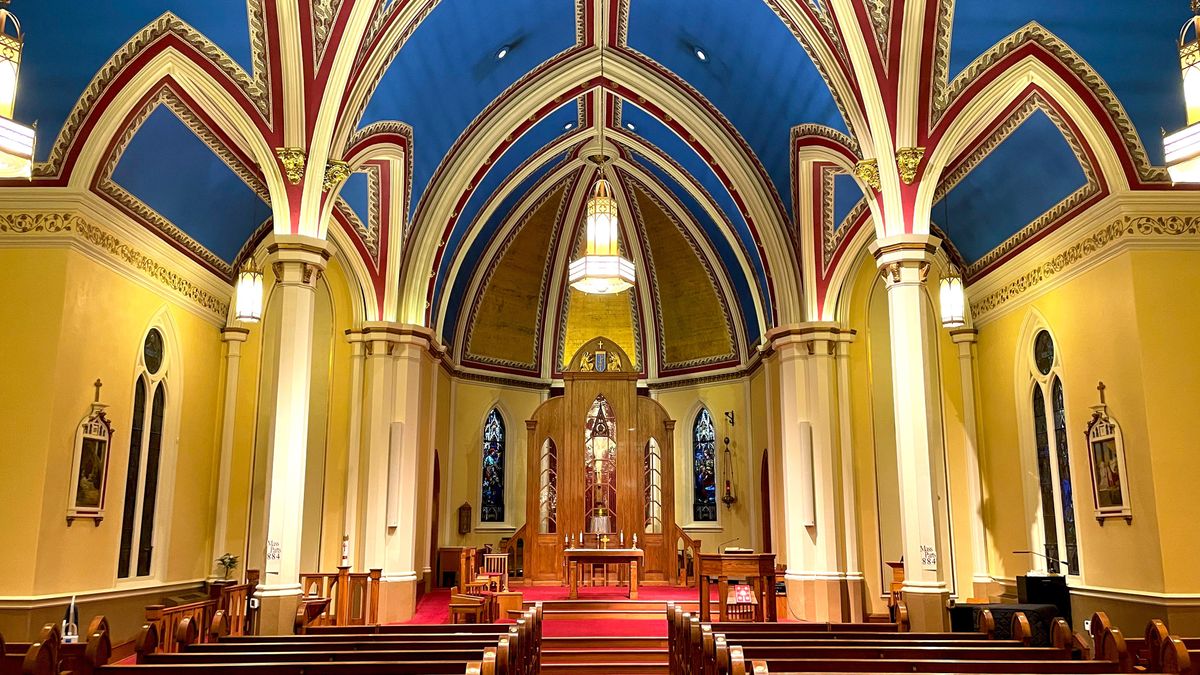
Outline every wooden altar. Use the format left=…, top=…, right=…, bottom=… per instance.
left=564, top=548, right=644, bottom=599
left=523, top=338, right=678, bottom=585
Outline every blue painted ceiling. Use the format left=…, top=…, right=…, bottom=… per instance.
left=112, top=107, right=271, bottom=264
left=14, top=0, right=1193, bottom=317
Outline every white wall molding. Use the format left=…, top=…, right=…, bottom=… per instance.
left=0, top=578, right=206, bottom=610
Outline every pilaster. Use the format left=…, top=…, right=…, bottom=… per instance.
left=835, top=330, right=865, bottom=621
left=209, top=326, right=249, bottom=579
left=765, top=322, right=852, bottom=622
left=869, top=234, right=949, bottom=631
left=342, top=331, right=367, bottom=568
left=255, top=234, right=329, bottom=635
left=950, top=327, right=994, bottom=599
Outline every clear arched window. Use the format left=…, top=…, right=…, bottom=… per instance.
left=644, top=438, right=663, bottom=534
left=1027, top=329, right=1079, bottom=575
left=692, top=409, right=717, bottom=522
left=118, top=327, right=169, bottom=579
left=538, top=438, right=557, bottom=534
left=585, top=395, right=617, bottom=533
left=480, top=408, right=506, bottom=523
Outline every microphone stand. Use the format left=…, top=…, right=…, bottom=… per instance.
left=1013, top=550, right=1066, bottom=574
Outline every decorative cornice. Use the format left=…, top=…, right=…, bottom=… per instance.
left=0, top=212, right=229, bottom=319
left=970, top=215, right=1200, bottom=319
left=276, top=148, right=307, bottom=185
left=854, top=159, right=881, bottom=191
left=896, top=147, right=925, bottom=185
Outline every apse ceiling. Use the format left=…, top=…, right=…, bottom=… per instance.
left=6, top=0, right=1194, bottom=376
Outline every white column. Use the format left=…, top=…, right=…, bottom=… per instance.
left=342, top=331, right=367, bottom=568
left=361, top=323, right=398, bottom=575
left=869, top=234, right=949, bottom=631
left=255, top=235, right=328, bottom=635
left=767, top=324, right=847, bottom=622
left=835, top=330, right=865, bottom=620
left=951, top=328, right=992, bottom=596
left=210, top=326, right=249, bottom=579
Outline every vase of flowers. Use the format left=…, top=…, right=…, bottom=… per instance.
left=216, top=552, right=239, bottom=580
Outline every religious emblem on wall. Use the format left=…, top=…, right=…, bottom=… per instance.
left=1085, top=382, right=1132, bottom=524
left=578, top=339, right=623, bottom=373
left=67, top=380, right=113, bottom=526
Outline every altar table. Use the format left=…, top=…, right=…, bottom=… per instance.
left=564, top=548, right=644, bottom=599
left=697, top=552, right=778, bottom=622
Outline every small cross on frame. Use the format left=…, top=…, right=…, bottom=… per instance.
left=1097, top=381, right=1107, bottom=405
left=93, top=379, right=103, bottom=403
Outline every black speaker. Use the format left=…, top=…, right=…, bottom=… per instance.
left=1017, top=574, right=1071, bottom=625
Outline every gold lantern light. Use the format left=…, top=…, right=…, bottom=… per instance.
left=235, top=262, right=264, bottom=323
left=939, top=268, right=966, bottom=329
left=0, top=0, right=34, bottom=179
left=1164, top=1, right=1200, bottom=183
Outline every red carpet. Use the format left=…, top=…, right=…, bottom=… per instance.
left=405, top=589, right=451, bottom=624
left=517, top=584, right=715, bottom=601
left=542, top=618, right=668, bottom=637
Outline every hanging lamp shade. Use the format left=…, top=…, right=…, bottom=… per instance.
left=1165, top=3, right=1200, bottom=183
left=939, top=268, right=966, bottom=329
left=235, top=263, right=264, bottom=323
left=0, top=2, right=34, bottom=179
left=569, top=177, right=635, bottom=294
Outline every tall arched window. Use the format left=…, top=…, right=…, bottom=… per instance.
left=644, top=438, right=663, bottom=534
left=538, top=438, right=557, bottom=534
left=692, top=409, right=717, bottom=522
left=584, top=395, right=617, bottom=533
left=118, top=327, right=169, bottom=579
left=480, top=408, right=506, bottom=523
left=1027, top=329, right=1079, bottom=575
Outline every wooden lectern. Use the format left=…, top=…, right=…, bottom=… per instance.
left=697, top=552, right=777, bottom=622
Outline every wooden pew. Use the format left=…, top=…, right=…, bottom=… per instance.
left=1160, top=635, right=1198, bottom=675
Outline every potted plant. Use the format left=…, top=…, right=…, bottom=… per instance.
left=216, top=552, right=239, bottom=580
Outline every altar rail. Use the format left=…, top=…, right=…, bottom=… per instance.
left=298, top=566, right=381, bottom=627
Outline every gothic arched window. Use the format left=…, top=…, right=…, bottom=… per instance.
left=118, top=327, right=170, bottom=579
left=1027, top=329, right=1079, bottom=575
left=480, top=409, right=506, bottom=523
left=644, top=438, right=663, bottom=534
left=692, top=409, right=717, bottom=522
left=538, top=438, right=557, bottom=534
left=585, top=395, right=617, bottom=533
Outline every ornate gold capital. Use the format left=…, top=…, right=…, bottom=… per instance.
left=896, top=147, right=926, bottom=185
left=275, top=147, right=307, bottom=185
left=322, top=160, right=352, bottom=192
left=855, top=158, right=881, bottom=191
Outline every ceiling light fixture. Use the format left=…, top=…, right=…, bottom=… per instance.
left=495, top=45, right=511, bottom=60
left=564, top=122, right=574, bottom=131
left=938, top=196, right=965, bottom=329
left=235, top=260, right=264, bottom=323
left=569, top=10, right=635, bottom=296
left=1165, top=1, right=1200, bottom=182
left=694, top=47, right=708, bottom=62
left=625, top=122, right=636, bottom=131
left=0, top=0, right=35, bottom=179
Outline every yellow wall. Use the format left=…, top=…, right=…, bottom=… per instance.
left=0, top=245, right=224, bottom=596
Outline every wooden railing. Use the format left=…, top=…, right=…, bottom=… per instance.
left=674, top=525, right=701, bottom=587
left=501, top=525, right=526, bottom=579
left=143, top=569, right=260, bottom=654
left=298, top=566, right=382, bottom=626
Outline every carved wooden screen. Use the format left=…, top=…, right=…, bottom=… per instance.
left=584, top=395, right=618, bottom=534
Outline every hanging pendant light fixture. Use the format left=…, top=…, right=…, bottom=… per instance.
left=938, top=197, right=966, bottom=329
left=1165, top=0, right=1200, bottom=183
left=235, top=261, right=264, bottom=323
left=568, top=15, right=635, bottom=295
left=0, top=0, right=36, bottom=179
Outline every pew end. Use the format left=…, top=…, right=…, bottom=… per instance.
left=173, top=617, right=199, bottom=653
left=21, top=624, right=60, bottom=675
left=133, top=623, right=159, bottom=664
left=1011, top=611, right=1033, bottom=646
left=1146, top=619, right=1170, bottom=672
left=895, top=601, right=910, bottom=632
left=979, top=608, right=996, bottom=639
left=1051, top=617, right=1073, bottom=650
left=208, top=610, right=230, bottom=642
left=750, top=659, right=769, bottom=673
left=1161, top=635, right=1193, bottom=675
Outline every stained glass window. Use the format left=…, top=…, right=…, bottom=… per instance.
left=538, top=438, right=557, bottom=534
left=480, top=409, right=506, bottom=523
left=143, top=328, right=164, bottom=375
left=117, top=378, right=147, bottom=579
left=1034, top=330, right=1054, bottom=375
left=585, top=395, right=617, bottom=533
left=137, top=383, right=165, bottom=577
left=693, top=409, right=717, bottom=522
left=1032, top=384, right=1061, bottom=574
left=1052, top=377, right=1079, bottom=574
left=644, top=438, right=663, bottom=534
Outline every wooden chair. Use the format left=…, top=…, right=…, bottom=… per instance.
left=459, top=549, right=490, bottom=595
left=480, top=554, right=509, bottom=592
left=449, top=587, right=492, bottom=625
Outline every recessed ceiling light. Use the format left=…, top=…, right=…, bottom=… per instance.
left=496, top=45, right=511, bottom=60
left=563, top=122, right=575, bottom=131
left=694, top=47, right=708, bottom=62
left=625, top=122, right=636, bottom=131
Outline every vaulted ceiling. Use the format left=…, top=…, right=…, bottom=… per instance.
left=5, top=0, right=1194, bottom=379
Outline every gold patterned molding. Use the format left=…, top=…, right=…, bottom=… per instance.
left=970, top=215, right=1200, bottom=320
left=0, top=212, right=229, bottom=320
